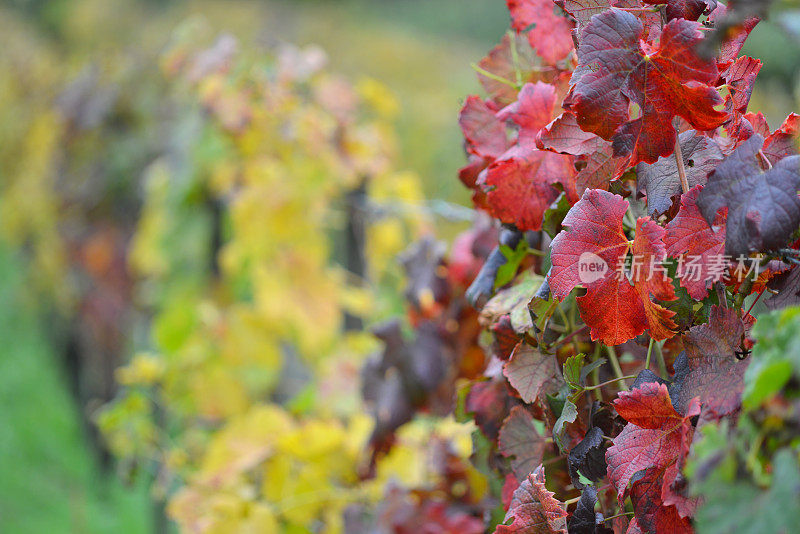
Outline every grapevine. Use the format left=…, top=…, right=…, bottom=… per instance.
left=430, top=0, right=800, bottom=532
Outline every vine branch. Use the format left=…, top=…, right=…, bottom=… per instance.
left=674, top=137, right=690, bottom=194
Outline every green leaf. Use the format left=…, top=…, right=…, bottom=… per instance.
left=579, top=358, right=606, bottom=386
left=528, top=279, right=558, bottom=341
left=495, top=240, right=529, bottom=289
left=542, top=193, right=571, bottom=239
left=553, top=399, right=578, bottom=453
left=482, top=271, right=543, bottom=334
left=563, top=354, right=586, bottom=389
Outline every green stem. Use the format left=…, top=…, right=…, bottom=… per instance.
left=603, top=511, right=635, bottom=522
left=591, top=343, right=603, bottom=401
left=508, top=31, right=523, bottom=87
left=552, top=325, right=589, bottom=350
left=654, top=340, right=668, bottom=378
left=645, top=337, right=654, bottom=370
left=556, top=304, right=573, bottom=336
left=583, top=375, right=637, bottom=391
left=606, top=345, right=628, bottom=390
left=470, top=63, right=517, bottom=89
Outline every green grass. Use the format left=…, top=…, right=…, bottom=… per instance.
left=0, top=245, right=150, bottom=533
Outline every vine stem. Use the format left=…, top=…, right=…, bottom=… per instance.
left=563, top=495, right=582, bottom=506
left=552, top=325, right=590, bottom=349
left=470, top=63, right=517, bottom=89
left=674, top=137, right=690, bottom=194
left=591, top=343, right=603, bottom=401
left=654, top=339, right=668, bottom=378
left=603, top=511, right=635, bottom=522
left=605, top=346, right=628, bottom=390
left=645, top=337, right=654, bottom=370
left=583, top=375, right=637, bottom=391
left=758, top=150, right=773, bottom=169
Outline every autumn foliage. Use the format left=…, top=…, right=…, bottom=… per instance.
left=432, top=0, right=800, bottom=532
left=14, top=1, right=800, bottom=532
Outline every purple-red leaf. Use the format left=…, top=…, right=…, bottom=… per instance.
left=697, top=134, right=800, bottom=256
left=496, top=465, right=568, bottom=533
left=504, top=342, right=560, bottom=403
left=568, top=9, right=726, bottom=165
left=507, top=0, right=575, bottom=65
left=664, top=185, right=727, bottom=300
left=499, top=405, right=548, bottom=480
left=637, top=131, right=723, bottom=217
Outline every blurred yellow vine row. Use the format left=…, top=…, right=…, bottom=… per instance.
left=97, top=21, right=478, bottom=534
left=0, top=3, right=484, bottom=531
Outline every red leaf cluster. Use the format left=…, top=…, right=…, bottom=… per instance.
left=550, top=189, right=676, bottom=345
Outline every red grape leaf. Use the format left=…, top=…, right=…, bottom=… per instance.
left=484, top=152, right=577, bottom=231
left=661, top=463, right=701, bottom=519
left=567, top=9, right=726, bottom=165
left=697, top=134, right=800, bottom=256
left=466, top=378, right=517, bottom=441
left=459, top=95, right=509, bottom=160
left=643, top=0, right=716, bottom=21
left=507, top=0, right=574, bottom=65
left=504, top=342, right=560, bottom=403
left=558, top=0, right=660, bottom=32
left=504, top=81, right=562, bottom=144
left=556, top=0, right=613, bottom=26
left=496, top=465, right=568, bottom=533
left=721, top=55, right=762, bottom=135
left=549, top=190, right=676, bottom=345
left=549, top=189, right=630, bottom=300
left=762, top=112, right=800, bottom=164
left=705, top=2, right=761, bottom=69
left=636, top=130, right=723, bottom=217
left=477, top=32, right=538, bottom=107
left=664, top=185, right=727, bottom=300
left=614, top=382, right=685, bottom=430
left=538, top=112, right=631, bottom=194
left=499, top=405, right=548, bottom=480
left=744, top=111, right=770, bottom=138
left=683, top=304, right=754, bottom=360
left=459, top=155, right=492, bottom=209
left=669, top=305, right=754, bottom=418
left=539, top=112, right=606, bottom=156
left=575, top=145, right=632, bottom=193
left=629, top=467, right=694, bottom=533
left=503, top=473, right=522, bottom=511
left=765, top=265, right=800, bottom=310
left=492, top=315, right=522, bottom=360
left=484, top=83, right=579, bottom=231
left=607, top=383, right=699, bottom=499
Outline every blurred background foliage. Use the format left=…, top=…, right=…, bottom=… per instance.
left=0, top=0, right=798, bottom=533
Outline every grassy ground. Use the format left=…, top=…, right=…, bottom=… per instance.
left=0, top=244, right=150, bottom=533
